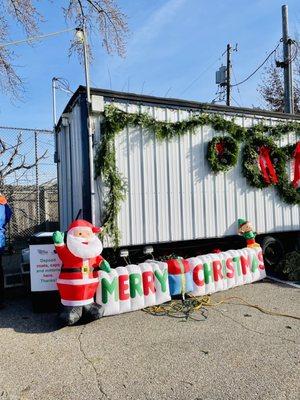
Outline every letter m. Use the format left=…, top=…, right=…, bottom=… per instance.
left=101, top=277, right=118, bottom=304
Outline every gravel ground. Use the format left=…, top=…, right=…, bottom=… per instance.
left=0, top=279, right=299, bottom=400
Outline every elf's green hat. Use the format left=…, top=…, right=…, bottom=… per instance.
left=238, top=218, right=247, bottom=227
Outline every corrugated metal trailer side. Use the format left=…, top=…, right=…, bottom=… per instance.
left=56, top=87, right=300, bottom=248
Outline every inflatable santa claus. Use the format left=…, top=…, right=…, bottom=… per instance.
left=53, top=219, right=111, bottom=326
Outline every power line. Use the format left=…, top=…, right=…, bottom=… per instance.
left=180, top=50, right=227, bottom=95
left=230, top=95, right=242, bottom=107
left=164, top=87, right=172, bottom=97
left=231, top=42, right=281, bottom=87
left=0, top=27, right=75, bottom=48
left=232, top=68, right=243, bottom=106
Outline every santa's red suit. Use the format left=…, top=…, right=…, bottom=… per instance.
left=55, top=245, right=103, bottom=307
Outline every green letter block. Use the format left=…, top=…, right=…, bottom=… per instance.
left=154, top=269, right=168, bottom=292
left=204, top=262, right=214, bottom=284
left=102, top=277, right=118, bottom=304
left=129, top=273, right=143, bottom=298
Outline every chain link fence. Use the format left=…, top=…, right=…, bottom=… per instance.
left=0, top=127, right=59, bottom=286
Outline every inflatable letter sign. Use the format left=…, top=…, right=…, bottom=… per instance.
left=96, top=262, right=171, bottom=316
left=188, top=247, right=266, bottom=296
left=96, top=247, right=265, bottom=316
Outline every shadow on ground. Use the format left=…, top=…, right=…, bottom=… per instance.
left=0, top=296, right=59, bottom=334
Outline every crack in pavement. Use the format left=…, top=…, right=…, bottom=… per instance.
left=213, top=308, right=297, bottom=344
left=77, top=325, right=109, bottom=399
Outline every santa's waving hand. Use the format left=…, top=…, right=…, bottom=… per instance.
left=53, top=219, right=110, bottom=326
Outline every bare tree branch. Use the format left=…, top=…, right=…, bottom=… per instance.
left=0, top=0, right=128, bottom=99
left=65, top=0, right=128, bottom=58
left=258, top=45, right=300, bottom=113
left=0, top=133, right=22, bottom=175
left=7, top=0, right=41, bottom=37
left=0, top=138, right=7, bottom=155
left=0, top=132, right=48, bottom=188
left=3, top=150, right=48, bottom=178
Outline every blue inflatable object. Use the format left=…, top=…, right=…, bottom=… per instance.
left=0, top=201, right=12, bottom=250
left=166, top=258, right=194, bottom=296
left=168, top=272, right=194, bottom=296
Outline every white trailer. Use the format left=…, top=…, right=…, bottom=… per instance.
left=56, top=87, right=299, bottom=263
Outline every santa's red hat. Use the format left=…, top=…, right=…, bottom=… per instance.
left=67, top=219, right=102, bottom=233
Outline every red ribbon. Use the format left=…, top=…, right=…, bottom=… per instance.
left=215, top=142, right=225, bottom=155
left=292, top=141, right=300, bottom=189
left=258, top=146, right=278, bottom=184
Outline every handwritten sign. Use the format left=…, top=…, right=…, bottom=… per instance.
left=30, top=244, right=62, bottom=291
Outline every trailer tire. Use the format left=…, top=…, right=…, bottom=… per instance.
left=295, top=233, right=300, bottom=252
left=262, top=236, right=284, bottom=268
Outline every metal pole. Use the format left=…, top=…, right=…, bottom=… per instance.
left=77, top=26, right=95, bottom=224
left=52, top=77, right=57, bottom=127
left=226, top=43, right=231, bottom=106
left=282, top=5, right=294, bottom=114
left=52, top=77, right=60, bottom=228
left=52, top=77, right=59, bottom=164
left=34, top=131, right=40, bottom=227
left=82, top=26, right=91, bottom=104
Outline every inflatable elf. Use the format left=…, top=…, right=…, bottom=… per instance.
left=238, top=218, right=260, bottom=248
left=53, top=219, right=111, bottom=326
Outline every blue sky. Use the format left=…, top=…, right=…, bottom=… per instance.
left=0, top=0, right=299, bottom=129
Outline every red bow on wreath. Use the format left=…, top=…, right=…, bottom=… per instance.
left=215, top=141, right=225, bottom=155
left=292, top=141, right=300, bottom=189
left=258, top=146, right=278, bottom=184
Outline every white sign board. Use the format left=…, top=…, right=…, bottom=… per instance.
left=30, top=244, right=61, bottom=291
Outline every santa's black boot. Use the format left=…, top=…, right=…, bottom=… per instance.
left=58, top=305, right=83, bottom=326
left=83, top=303, right=104, bottom=321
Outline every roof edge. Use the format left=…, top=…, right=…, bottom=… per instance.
left=56, top=85, right=300, bottom=130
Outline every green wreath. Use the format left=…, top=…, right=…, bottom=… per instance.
left=242, top=136, right=284, bottom=189
left=242, top=136, right=300, bottom=205
left=278, top=142, right=300, bottom=205
left=282, top=142, right=298, bottom=159
left=207, top=136, right=239, bottom=173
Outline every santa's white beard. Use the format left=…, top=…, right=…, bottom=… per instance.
left=67, top=234, right=103, bottom=259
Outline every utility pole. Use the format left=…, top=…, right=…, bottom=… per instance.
left=226, top=43, right=231, bottom=106
left=282, top=5, right=294, bottom=114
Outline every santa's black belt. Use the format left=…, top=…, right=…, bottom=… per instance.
left=60, top=267, right=100, bottom=273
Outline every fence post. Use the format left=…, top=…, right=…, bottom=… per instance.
left=34, top=131, right=40, bottom=227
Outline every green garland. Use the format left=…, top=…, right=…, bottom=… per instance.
left=207, top=136, right=239, bottom=173
left=94, top=109, right=127, bottom=247
left=96, top=105, right=300, bottom=246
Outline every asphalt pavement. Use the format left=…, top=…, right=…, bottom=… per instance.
left=0, top=279, right=299, bottom=400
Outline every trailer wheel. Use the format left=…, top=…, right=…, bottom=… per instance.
left=295, top=233, right=300, bottom=252
left=262, top=236, right=284, bottom=268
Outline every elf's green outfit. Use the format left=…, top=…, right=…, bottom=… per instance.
left=238, top=218, right=260, bottom=248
